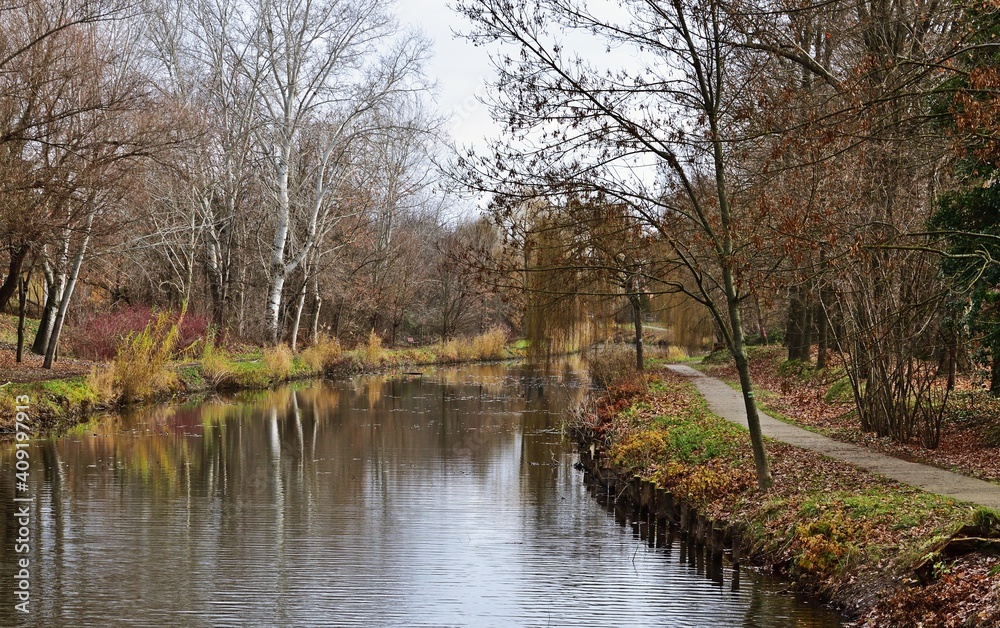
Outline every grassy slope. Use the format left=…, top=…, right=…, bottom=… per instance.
left=582, top=368, right=1000, bottom=624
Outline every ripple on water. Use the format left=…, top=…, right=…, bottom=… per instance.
left=0, top=364, right=841, bottom=627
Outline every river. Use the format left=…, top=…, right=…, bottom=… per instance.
left=1, top=362, right=842, bottom=626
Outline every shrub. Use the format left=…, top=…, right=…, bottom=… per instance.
left=436, top=339, right=460, bottom=362
left=472, top=327, right=507, bottom=360
left=971, top=507, right=1000, bottom=534
left=792, top=513, right=856, bottom=579
left=175, top=312, right=211, bottom=356
left=68, top=305, right=155, bottom=360
left=587, top=344, right=638, bottom=387
left=664, top=345, right=688, bottom=362
left=200, top=332, right=234, bottom=388
left=299, top=334, right=343, bottom=373
left=113, top=310, right=181, bottom=401
left=263, top=344, right=294, bottom=380
left=68, top=305, right=210, bottom=360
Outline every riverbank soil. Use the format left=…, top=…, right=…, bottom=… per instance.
left=579, top=368, right=1000, bottom=625
left=0, top=342, right=95, bottom=384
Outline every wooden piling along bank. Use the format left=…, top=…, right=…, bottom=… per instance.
left=576, top=432, right=744, bottom=585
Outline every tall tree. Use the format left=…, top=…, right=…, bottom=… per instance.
left=930, top=0, right=1000, bottom=392
left=248, top=0, right=428, bottom=342
left=455, top=0, right=777, bottom=488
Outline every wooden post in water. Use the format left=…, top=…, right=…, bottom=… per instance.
left=653, top=488, right=666, bottom=548
left=647, top=481, right=657, bottom=546
left=679, top=503, right=690, bottom=540
left=631, top=482, right=641, bottom=536
left=729, top=525, right=741, bottom=567
left=655, top=489, right=667, bottom=522
left=693, top=514, right=706, bottom=571
left=630, top=477, right=642, bottom=517
left=710, top=523, right=725, bottom=584
left=730, top=526, right=742, bottom=592
left=641, top=480, right=654, bottom=516
left=615, top=503, right=628, bottom=527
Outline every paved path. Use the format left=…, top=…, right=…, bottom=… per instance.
left=667, top=364, right=1000, bottom=510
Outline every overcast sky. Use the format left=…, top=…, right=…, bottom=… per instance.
left=392, top=1, right=499, bottom=152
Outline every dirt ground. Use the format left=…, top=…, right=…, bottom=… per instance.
left=0, top=344, right=96, bottom=384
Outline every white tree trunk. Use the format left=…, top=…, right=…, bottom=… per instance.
left=290, top=279, right=307, bottom=351
left=265, top=147, right=292, bottom=343
left=310, top=277, right=322, bottom=341
left=43, top=212, right=94, bottom=369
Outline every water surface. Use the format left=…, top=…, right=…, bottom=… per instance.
left=1, top=363, right=842, bottom=626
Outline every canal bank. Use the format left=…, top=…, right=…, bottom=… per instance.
left=0, top=336, right=528, bottom=437
left=573, top=367, right=1000, bottom=626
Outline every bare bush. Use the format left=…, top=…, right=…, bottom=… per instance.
left=586, top=345, right=639, bottom=388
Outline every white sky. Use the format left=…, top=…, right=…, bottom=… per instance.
left=392, top=1, right=656, bottom=217
left=393, top=1, right=499, bottom=153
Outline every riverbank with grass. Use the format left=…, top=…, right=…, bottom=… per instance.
left=0, top=324, right=521, bottom=435
left=576, top=365, right=1000, bottom=625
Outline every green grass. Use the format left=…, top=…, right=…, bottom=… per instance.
left=1, top=377, right=102, bottom=433
left=38, top=377, right=99, bottom=406
left=0, top=313, right=40, bottom=346
left=824, top=376, right=855, bottom=403
left=589, top=367, right=981, bottom=606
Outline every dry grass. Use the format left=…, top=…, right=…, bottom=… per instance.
left=113, top=310, right=180, bottom=401
left=363, top=330, right=385, bottom=365
left=471, top=327, right=507, bottom=360
left=263, top=344, right=294, bottom=380
left=196, top=328, right=233, bottom=388
left=436, top=338, right=461, bottom=362
left=664, top=345, right=689, bottom=362
left=586, top=344, right=638, bottom=388
left=200, top=351, right=233, bottom=389
left=84, top=363, right=116, bottom=404
left=299, top=334, right=343, bottom=372
left=430, top=328, right=510, bottom=363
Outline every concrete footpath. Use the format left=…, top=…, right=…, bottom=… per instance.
left=667, top=364, right=1000, bottom=510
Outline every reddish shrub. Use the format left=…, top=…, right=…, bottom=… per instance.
left=67, top=305, right=209, bottom=360
left=68, top=306, right=154, bottom=360
left=176, top=312, right=210, bottom=353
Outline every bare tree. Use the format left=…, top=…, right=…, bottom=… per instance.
left=246, top=0, right=429, bottom=342
left=455, top=0, right=777, bottom=487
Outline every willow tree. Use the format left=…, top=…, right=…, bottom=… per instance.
left=456, top=0, right=776, bottom=488
left=514, top=196, right=637, bottom=363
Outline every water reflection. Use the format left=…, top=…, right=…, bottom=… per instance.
left=1, top=363, right=841, bottom=626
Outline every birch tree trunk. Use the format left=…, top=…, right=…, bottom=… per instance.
left=43, top=212, right=94, bottom=369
